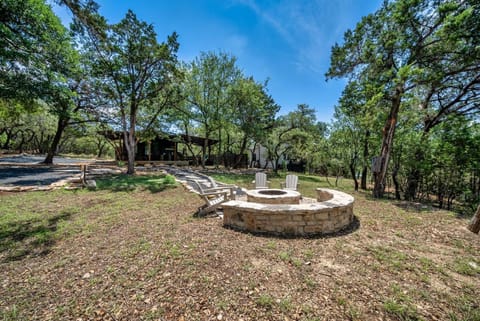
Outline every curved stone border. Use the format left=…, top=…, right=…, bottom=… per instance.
left=222, top=188, right=354, bottom=236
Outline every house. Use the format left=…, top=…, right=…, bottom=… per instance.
left=102, top=131, right=217, bottom=166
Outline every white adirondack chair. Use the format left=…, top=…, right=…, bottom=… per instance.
left=252, top=172, right=269, bottom=189
left=196, top=190, right=229, bottom=216
left=191, top=179, right=236, bottom=216
left=191, top=179, right=236, bottom=200
left=280, top=174, right=298, bottom=191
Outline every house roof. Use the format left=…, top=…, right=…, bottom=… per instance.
left=101, top=130, right=218, bottom=147
left=176, top=134, right=218, bottom=146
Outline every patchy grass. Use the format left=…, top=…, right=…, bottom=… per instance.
left=452, top=258, right=480, bottom=276
left=96, top=173, right=176, bottom=192
left=0, top=171, right=479, bottom=320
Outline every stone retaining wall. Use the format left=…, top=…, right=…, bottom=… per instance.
left=222, top=188, right=354, bottom=236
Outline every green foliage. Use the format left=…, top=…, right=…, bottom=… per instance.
left=0, top=100, right=57, bottom=152
left=262, top=104, right=324, bottom=172
left=179, top=51, right=280, bottom=168
left=58, top=125, right=115, bottom=159
left=0, top=0, right=77, bottom=101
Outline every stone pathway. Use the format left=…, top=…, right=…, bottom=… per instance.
left=159, top=166, right=245, bottom=198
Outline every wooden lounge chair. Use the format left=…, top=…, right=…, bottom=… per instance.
left=196, top=190, right=230, bottom=216
left=281, top=174, right=298, bottom=191
left=191, top=179, right=236, bottom=200
left=252, top=172, right=269, bottom=189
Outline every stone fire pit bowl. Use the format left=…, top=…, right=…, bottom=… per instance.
left=246, top=189, right=301, bottom=204
left=223, top=188, right=354, bottom=237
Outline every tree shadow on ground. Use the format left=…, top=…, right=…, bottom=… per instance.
left=297, top=175, right=323, bottom=183
left=393, top=201, right=439, bottom=213
left=0, top=211, right=72, bottom=262
left=392, top=200, right=477, bottom=219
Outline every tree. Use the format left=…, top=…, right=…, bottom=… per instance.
left=263, top=104, right=318, bottom=173
left=56, top=0, right=106, bottom=38
left=0, top=0, right=72, bottom=102
left=183, top=52, right=242, bottom=167
left=85, top=10, right=180, bottom=174
left=334, top=79, right=383, bottom=190
left=228, top=77, right=279, bottom=168
left=0, top=99, right=42, bottom=151
left=0, top=0, right=89, bottom=163
left=42, top=70, right=104, bottom=163
left=327, top=0, right=480, bottom=198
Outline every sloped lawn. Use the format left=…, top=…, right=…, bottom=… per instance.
left=0, top=173, right=479, bottom=321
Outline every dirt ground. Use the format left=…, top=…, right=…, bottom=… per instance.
left=0, top=184, right=479, bottom=320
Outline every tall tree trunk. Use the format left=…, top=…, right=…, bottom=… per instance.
left=216, top=127, right=221, bottom=168
left=361, top=130, right=370, bottom=190
left=468, top=204, right=480, bottom=234
left=349, top=158, right=359, bottom=191
left=124, top=111, right=137, bottom=175
left=43, top=116, right=69, bottom=164
left=97, top=141, right=106, bottom=158
left=405, top=147, right=425, bottom=200
left=184, top=137, right=198, bottom=167
left=373, top=85, right=403, bottom=198
left=124, top=130, right=135, bottom=175
left=249, top=142, right=258, bottom=168
left=233, top=135, right=248, bottom=169
left=2, top=129, right=13, bottom=150
left=392, top=168, right=401, bottom=200
left=201, top=137, right=208, bottom=169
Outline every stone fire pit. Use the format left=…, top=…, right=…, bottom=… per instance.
left=246, top=189, right=301, bottom=204
left=223, top=188, right=354, bottom=236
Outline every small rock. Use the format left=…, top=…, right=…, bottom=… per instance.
left=82, top=272, right=91, bottom=279
left=217, top=314, right=223, bottom=320
left=85, top=180, right=97, bottom=189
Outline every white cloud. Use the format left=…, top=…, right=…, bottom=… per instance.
left=226, top=34, right=249, bottom=56
left=234, top=0, right=295, bottom=44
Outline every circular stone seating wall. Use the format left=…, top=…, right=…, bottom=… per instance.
left=222, top=188, right=354, bottom=236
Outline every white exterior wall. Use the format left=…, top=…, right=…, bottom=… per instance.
left=250, top=144, right=287, bottom=169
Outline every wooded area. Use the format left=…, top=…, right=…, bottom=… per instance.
left=0, top=0, right=479, bottom=210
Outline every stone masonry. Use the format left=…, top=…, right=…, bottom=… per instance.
left=222, top=188, right=354, bottom=236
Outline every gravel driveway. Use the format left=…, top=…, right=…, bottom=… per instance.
left=0, top=155, right=91, bottom=187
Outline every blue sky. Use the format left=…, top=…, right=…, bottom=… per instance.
left=53, top=0, right=382, bottom=123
